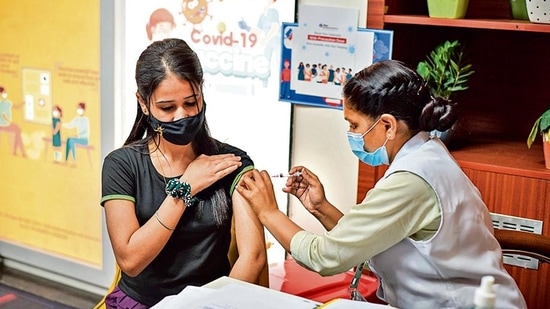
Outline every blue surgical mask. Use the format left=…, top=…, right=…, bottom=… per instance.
left=347, top=118, right=390, bottom=167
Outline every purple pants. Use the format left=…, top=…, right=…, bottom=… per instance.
left=105, top=286, right=149, bottom=309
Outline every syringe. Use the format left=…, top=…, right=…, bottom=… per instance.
left=271, top=171, right=302, bottom=178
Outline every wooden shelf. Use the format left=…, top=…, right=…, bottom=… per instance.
left=451, top=140, right=550, bottom=180
left=363, top=2, right=550, bottom=307
left=384, top=15, right=550, bottom=33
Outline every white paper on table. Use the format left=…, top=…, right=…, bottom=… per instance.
left=183, top=282, right=319, bottom=309
left=320, top=298, right=396, bottom=308
left=151, top=285, right=217, bottom=309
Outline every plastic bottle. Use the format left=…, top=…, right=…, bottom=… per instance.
left=474, top=275, right=496, bottom=309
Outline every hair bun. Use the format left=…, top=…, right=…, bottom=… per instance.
left=420, top=96, right=458, bottom=132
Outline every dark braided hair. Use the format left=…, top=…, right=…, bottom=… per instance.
left=343, top=60, right=457, bottom=133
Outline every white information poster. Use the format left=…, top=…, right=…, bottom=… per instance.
left=292, top=5, right=361, bottom=100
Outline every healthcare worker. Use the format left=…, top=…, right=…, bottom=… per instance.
left=236, top=60, right=526, bottom=309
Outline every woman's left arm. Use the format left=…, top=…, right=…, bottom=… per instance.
left=228, top=174, right=267, bottom=285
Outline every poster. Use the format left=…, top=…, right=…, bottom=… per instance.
left=0, top=1, right=102, bottom=266
left=121, top=0, right=296, bottom=146
left=279, top=16, right=393, bottom=109
left=291, top=5, right=362, bottom=101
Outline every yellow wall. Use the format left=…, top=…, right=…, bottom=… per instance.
left=0, top=0, right=102, bottom=267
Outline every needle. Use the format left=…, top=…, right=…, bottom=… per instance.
left=271, top=172, right=302, bottom=178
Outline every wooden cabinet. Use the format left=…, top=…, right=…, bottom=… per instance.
left=359, top=1, right=550, bottom=308
left=460, top=167, right=550, bottom=309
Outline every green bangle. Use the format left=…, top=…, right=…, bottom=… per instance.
left=165, top=178, right=198, bottom=207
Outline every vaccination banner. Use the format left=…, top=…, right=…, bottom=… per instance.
left=279, top=5, right=393, bottom=109
left=123, top=0, right=294, bottom=94
left=0, top=1, right=102, bottom=267
left=121, top=0, right=296, bottom=134
left=121, top=0, right=296, bottom=149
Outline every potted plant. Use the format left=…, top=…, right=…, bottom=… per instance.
left=427, top=0, right=469, bottom=19
left=527, top=108, right=550, bottom=169
left=416, top=40, right=475, bottom=144
left=510, top=0, right=529, bottom=20
left=526, top=0, right=550, bottom=24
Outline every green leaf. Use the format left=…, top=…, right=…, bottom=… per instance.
left=448, top=85, right=468, bottom=92
left=527, top=109, right=550, bottom=148
left=527, top=117, right=542, bottom=148
left=540, top=109, right=550, bottom=132
left=416, top=40, right=474, bottom=100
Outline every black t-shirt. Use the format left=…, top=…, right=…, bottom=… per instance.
left=101, top=139, right=253, bottom=306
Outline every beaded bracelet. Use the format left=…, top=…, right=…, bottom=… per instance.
left=165, top=178, right=198, bottom=207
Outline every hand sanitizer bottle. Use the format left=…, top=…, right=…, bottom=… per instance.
left=474, top=275, right=496, bottom=309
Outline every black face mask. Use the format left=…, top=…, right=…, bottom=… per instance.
left=149, top=104, right=205, bottom=145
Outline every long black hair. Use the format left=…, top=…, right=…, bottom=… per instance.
left=125, top=38, right=229, bottom=225
left=124, top=38, right=217, bottom=156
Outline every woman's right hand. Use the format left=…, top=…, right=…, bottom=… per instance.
left=284, top=166, right=342, bottom=231
left=283, top=166, right=327, bottom=214
left=181, top=153, right=242, bottom=195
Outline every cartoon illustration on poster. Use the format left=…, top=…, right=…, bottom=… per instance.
left=22, top=68, right=52, bottom=125
left=51, top=105, right=63, bottom=162
left=133, top=0, right=291, bottom=95
left=0, top=86, right=26, bottom=157
left=62, top=102, right=91, bottom=167
left=146, top=8, right=177, bottom=41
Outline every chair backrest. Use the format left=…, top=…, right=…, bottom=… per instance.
left=92, top=264, right=121, bottom=309
left=493, top=229, right=550, bottom=264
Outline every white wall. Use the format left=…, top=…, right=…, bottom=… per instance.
left=289, top=106, right=359, bottom=234
left=288, top=0, right=367, bottom=235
